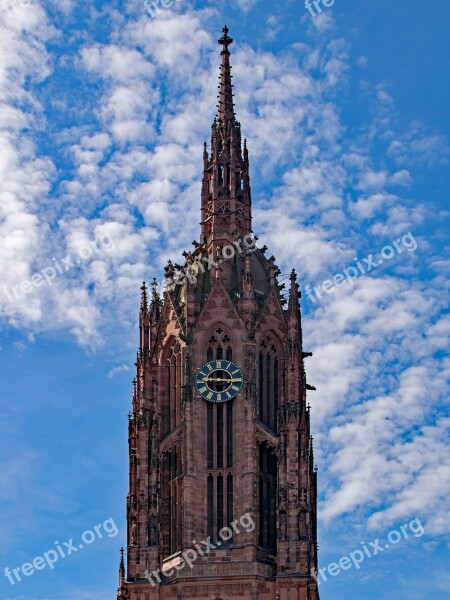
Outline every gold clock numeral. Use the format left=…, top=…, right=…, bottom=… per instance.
left=217, top=393, right=222, bottom=402
left=226, top=391, right=232, bottom=399
left=198, top=386, right=208, bottom=393
left=207, top=392, right=213, bottom=400
left=231, top=385, right=240, bottom=392
left=216, top=360, right=222, bottom=368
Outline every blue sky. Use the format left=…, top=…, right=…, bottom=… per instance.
left=0, top=0, right=449, bottom=599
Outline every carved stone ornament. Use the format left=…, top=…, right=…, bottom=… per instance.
left=180, top=583, right=266, bottom=598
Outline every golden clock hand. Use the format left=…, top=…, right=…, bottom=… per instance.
left=201, top=377, right=242, bottom=383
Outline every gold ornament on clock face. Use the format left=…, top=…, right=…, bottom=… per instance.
left=195, top=360, right=244, bottom=403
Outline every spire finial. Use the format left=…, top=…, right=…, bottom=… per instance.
left=218, top=25, right=233, bottom=53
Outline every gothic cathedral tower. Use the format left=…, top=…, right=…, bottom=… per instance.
left=117, top=27, right=320, bottom=600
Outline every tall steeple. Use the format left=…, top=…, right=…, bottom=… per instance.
left=217, top=25, right=235, bottom=120
left=117, top=27, right=320, bottom=600
left=201, top=26, right=252, bottom=241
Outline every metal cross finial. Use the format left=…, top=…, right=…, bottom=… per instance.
left=218, top=25, right=233, bottom=51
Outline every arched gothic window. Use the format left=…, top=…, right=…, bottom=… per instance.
left=257, top=334, right=280, bottom=432
left=258, top=442, right=277, bottom=552
left=161, top=338, right=182, bottom=437
left=161, top=445, right=182, bottom=557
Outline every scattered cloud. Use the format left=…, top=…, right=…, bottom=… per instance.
left=106, top=364, right=130, bottom=378
left=0, top=5, right=448, bottom=599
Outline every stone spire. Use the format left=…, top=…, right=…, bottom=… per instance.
left=201, top=26, right=252, bottom=242
left=217, top=25, right=235, bottom=121
left=288, top=269, right=302, bottom=352
left=149, top=278, right=161, bottom=350
left=139, top=282, right=150, bottom=357
left=288, top=269, right=300, bottom=315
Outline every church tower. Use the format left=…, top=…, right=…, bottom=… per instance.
left=117, top=27, right=320, bottom=600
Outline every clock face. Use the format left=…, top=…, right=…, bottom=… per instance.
left=195, top=360, right=244, bottom=403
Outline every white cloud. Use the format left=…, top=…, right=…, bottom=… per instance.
left=233, top=0, right=259, bottom=12
left=107, top=363, right=130, bottom=378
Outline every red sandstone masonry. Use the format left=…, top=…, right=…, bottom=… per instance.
left=116, top=26, right=320, bottom=600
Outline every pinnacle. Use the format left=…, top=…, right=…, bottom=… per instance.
left=140, top=281, right=148, bottom=310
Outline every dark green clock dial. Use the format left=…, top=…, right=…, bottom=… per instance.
left=195, top=360, right=244, bottom=403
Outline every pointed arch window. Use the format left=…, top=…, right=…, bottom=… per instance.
left=257, top=335, right=280, bottom=432
left=161, top=339, right=182, bottom=436
left=258, top=442, right=277, bottom=552
left=161, top=444, right=183, bottom=557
